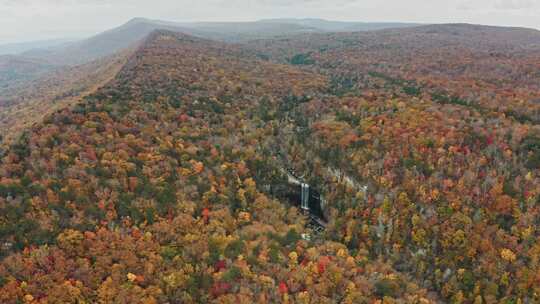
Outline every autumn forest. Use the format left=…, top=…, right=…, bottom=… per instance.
left=0, top=19, right=540, bottom=304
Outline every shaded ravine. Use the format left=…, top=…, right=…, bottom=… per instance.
left=280, top=165, right=369, bottom=233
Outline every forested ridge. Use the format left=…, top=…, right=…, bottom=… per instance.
left=0, top=25, right=539, bottom=303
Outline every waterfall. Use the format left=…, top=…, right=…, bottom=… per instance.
left=301, top=183, right=310, bottom=211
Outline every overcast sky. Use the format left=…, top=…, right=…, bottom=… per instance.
left=1, top=0, right=540, bottom=43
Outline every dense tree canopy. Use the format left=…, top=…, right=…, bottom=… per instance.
left=0, top=25, right=540, bottom=303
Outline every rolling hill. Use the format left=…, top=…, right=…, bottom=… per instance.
left=247, top=23, right=540, bottom=121
left=0, top=17, right=423, bottom=142
left=0, top=55, right=60, bottom=90
left=0, top=49, right=132, bottom=148
left=0, top=17, right=424, bottom=99
left=17, top=17, right=320, bottom=67
left=260, top=18, right=422, bottom=32
left=9, top=17, right=423, bottom=69
left=0, top=17, right=319, bottom=96
left=0, top=39, right=75, bottom=56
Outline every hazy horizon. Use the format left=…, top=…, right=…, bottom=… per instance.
left=2, top=0, right=540, bottom=44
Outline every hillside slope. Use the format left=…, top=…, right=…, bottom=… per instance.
left=0, top=55, right=59, bottom=90
left=1, top=23, right=540, bottom=303
left=0, top=49, right=132, bottom=149
left=246, top=23, right=540, bottom=303
left=261, top=18, right=422, bottom=32
left=0, top=30, right=436, bottom=303
left=20, top=18, right=319, bottom=67
left=0, top=18, right=319, bottom=97
left=248, top=23, right=540, bottom=121
left=0, top=39, right=75, bottom=56
left=28, top=19, right=198, bottom=66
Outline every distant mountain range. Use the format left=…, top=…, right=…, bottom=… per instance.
left=2, top=17, right=539, bottom=110
left=259, top=18, right=422, bottom=32
left=0, top=39, right=75, bottom=56
left=0, top=55, right=60, bottom=90
left=0, top=17, right=424, bottom=95
left=0, top=18, right=422, bottom=58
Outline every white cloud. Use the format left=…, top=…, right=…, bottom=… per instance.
left=458, top=0, right=539, bottom=10
left=1, top=0, right=539, bottom=43
left=494, top=0, right=535, bottom=9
